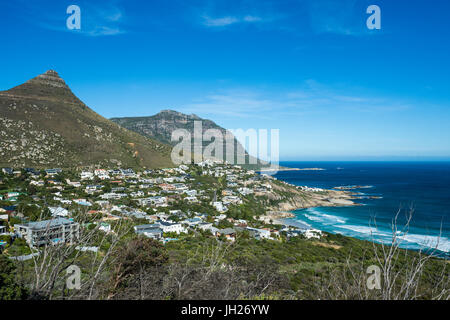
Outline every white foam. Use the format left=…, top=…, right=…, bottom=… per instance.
left=303, top=208, right=348, bottom=224
left=400, top=233, right=450, bottom=253
left=335, top=224, right=390, bottom=237
left=296, top=208, right=449, bottom=253
left=293, top=219, right=312, bottom=228
left=304, top=214, right=322, bottom=222
left=335, top=225, right=449, bottom=253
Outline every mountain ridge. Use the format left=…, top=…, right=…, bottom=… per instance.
left=111, top=110, right=265, bottom=168
left=0, top=70, right=173, bottom=169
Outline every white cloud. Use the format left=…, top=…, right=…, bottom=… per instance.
left=202, top=15, right=239, bottom=27
left=201, top=14, right=264, bottom=27
left=243, top=15, right=263, bottom=22
left=180, top=90, right=274, bottom=118
left=179, top=82, right=414, bottom=119
left=85, top=26, right=125, bottom=37
left=304, top=0, right=371, bottom=36
left=73, top=3, right=126, bottom=37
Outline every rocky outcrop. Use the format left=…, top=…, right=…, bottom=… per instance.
left=267, top=180, right=358, bottom=212
left=26, top=70, right=69, bottom=89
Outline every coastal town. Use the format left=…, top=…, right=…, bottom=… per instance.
left=0, top=160, right=360, bottom=256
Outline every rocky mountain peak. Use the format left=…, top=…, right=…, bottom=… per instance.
left=26, top=70, right=69, bottom=89
left=0, top=71, right=172, bottom=168
left=158, top=109, right=201, bottom=120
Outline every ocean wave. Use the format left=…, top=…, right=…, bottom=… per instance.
left=293, top=219, right=312, bottom=229
left=334, top=224, right=390, bottom=237
left=400, top=233, right=450, bottom=253
left=302, top=208, right=348, bottom=224
left=334, top=225, right=449, bottom=253
left=280, top=217, right=311, bottom=229
left=294, top=208, right=449, bottom=253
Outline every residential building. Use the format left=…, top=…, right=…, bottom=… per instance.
left=134, top=224, right=163, bottom=239
left=80, top=171, right=94, bottom=180
left=216, top=228, right=236, bottom=242
left=155, top=220, right=186, bottom=234
left=183, top=217, right=202, bottom=227
left=45, top=168, right=62, bottom=176
left=2, top=168, right=14, bottom=175
left=198, top=222, right=213, bottom=231
left=212, top=201, right=228, bottom=213
left=247, top=227, right=271, bottom=240
left=15, top=218, right=80, bottom=247
left=138, top=196, right=167, bottom=207
left=98, top=223, right=111, bottom=233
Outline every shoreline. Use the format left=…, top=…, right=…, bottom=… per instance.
left=268, top=208, right=449, bottom=257
left=261, top=182, right=360, bottom=225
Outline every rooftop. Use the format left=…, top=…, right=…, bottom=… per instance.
left=19, top=217, right=76, bottom=230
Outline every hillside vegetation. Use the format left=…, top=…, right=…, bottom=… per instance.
left=0, top=71, right=172, bottom=169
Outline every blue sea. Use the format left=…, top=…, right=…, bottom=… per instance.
left=274, top=162, right=450, bottom=255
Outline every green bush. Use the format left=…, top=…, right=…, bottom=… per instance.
left=0, top=255, right=28, bottom=299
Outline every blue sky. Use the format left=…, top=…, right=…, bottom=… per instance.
left=1, top=0, right=449, bottom=160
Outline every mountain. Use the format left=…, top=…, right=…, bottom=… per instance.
left=0, top=70, right=172, bottom=169
left=111, top=110, right=264, bottom=167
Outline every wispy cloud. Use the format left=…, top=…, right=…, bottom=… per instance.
left=201, top=14, right=264, bottom=27
left=12, top=0, right=126, bottom=37
left=84, top=26, right=124, bottom=37
left=180, top=90, right=275, bottom=118
left=179, top=81, right=413, bottom=119
left=202, top=15, right=239, bottom=27
left=193, top=0, right=376, bottom=35
left=65, top=2, right=126, bottom=37
left=192, top=0, right=279, bottom=28
left=304, top=0, right=373, bottom=36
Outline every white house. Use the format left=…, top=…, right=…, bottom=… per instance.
left=222, top=196, right=242, bottom=205
left=198, top=222, right=213, bottom=231
left=138, top=196, right=167, bottom=207
left=247, top=227, right=271, bottom=240
left=184, top=189, right=197, bottom=197
left=66, top=180, right=81, bottom=187
left=182, top=217, right=202, bottom=227
left=212, top=202, right=228, bottom=213
left=101, top=193, right=126, bottom=200
left=134, top=224, right=163, bottom=240
left=304, top=229, right=322, bottom=239
left=238, top=187, right=253, bottom=196
left=156, top=220, right=186, bottom=234
left=94, top=169, right=110, bottom=180
left=185, top=196, right=199, bottom=203
left=49, top=207, right=69, bottom=218
left=15, top=218, right=79, bottom=247
left=80, top=171, right=94, bottom=180
left=98, top=223, right=111, bottom=233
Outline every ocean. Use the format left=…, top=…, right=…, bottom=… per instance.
left=274, top=161, right=450, bottom=255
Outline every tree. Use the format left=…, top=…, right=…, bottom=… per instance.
left=0, top=255, right=28, bottom=300
left=107, top=237, right=169, bottom=299
left=315, top=209, right=449, bottom=300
